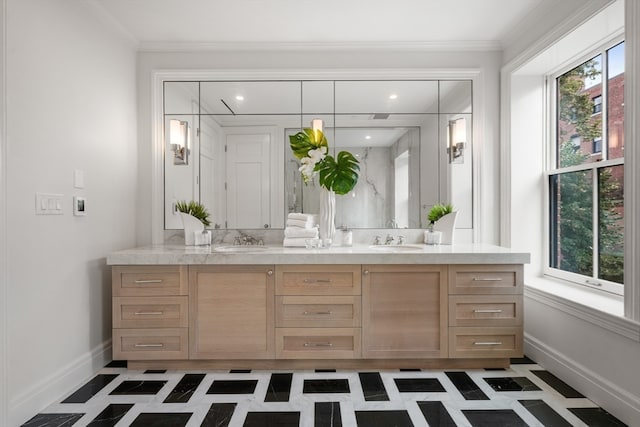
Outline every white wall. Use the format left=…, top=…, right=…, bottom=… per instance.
left=136, top=50, right=503, bottom=246
left=4, top=0, right=137, bottom=424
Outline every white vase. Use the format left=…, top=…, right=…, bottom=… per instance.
left=433, top=211, right=458, bottom=245
left=319, top=188, right=336, bottom=244
left=179, top=212, right=205, bottom=245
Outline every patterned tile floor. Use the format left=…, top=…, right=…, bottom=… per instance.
left=23, top=357, right=628, bottom=427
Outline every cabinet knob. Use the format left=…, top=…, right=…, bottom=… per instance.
left=267, top=270, right=273, bottom=276
left=363, top=270, right=369, bottom=275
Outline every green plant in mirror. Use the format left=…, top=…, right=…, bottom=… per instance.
left=176, top=200, right=211, bottom=227
left=289, top=128, right=359, bottom=195
left=427, top=203, right=454, bottom=226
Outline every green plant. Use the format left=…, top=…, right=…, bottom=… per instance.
left=176, top=200, right=211, bottom=227
left=289, top=128, right=359, bottom=195
left=427, top=203, right=454, bottom=225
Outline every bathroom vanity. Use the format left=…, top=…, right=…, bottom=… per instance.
left=108, top=244, right=528, bottom=369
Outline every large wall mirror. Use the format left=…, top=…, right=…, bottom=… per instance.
left=163, top=79, right=472, bottom=231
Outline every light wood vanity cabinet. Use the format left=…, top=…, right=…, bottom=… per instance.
left=112, top=266, right=189, bottom=360
left=275, top=265, right=362, bottom=359
left=111, top=261, right=524, bottom=367
left=362, top=265, right=448, bottom=359
left=189, top=265, right=275, bottom=359
left=448, top=264, right=524, bottom=358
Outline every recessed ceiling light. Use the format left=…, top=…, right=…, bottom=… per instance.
left=235, top=95, right=244, bottom=101
left=389, top=94, right=398, bottom=100
left=365, top=135, right=372, bottom=140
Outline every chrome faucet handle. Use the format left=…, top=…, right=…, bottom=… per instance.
left=397, top=235, right=405, bottom=245
left=373, top=235, right=382, bottom=245
left=385, top=234, right=394, bottom=245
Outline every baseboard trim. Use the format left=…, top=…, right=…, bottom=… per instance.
left=525, top=333, right=640, bottom=426
left=9, top=340, right=112, bottom=426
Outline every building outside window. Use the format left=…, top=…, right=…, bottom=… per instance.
left=548, top=40, right=625, bottom=295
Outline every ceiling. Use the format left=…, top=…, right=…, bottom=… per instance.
left=92, top=0, right=547, bottom=49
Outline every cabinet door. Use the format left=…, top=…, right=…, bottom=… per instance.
left=362, top=265, right=448, bottom=358
left=189, top=265, right=275, bottom=359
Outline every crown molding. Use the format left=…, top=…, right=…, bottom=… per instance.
left=138, top=40, right=502, bottom=53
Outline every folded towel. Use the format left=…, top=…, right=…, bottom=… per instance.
left=284, top=227, right=319, bottom=238
left=283, top=237, right=311, bottom=247
left=288, top=213, right=317, bottom=222
left=286, top=218, right=316, bottom=229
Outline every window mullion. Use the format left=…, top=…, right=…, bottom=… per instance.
left=593, top=167, right=600, bottom=280
left=601, top=47, right=609, bottom=162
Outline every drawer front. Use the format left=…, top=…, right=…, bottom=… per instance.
left=449, top=295, right=522, bottom=327
left=276, top=265, right=361, bottom=296
left=113, top=328, right=188, bottom=360
left=449, top=265, right=523, bottom=295
left=276, top=296, right=361, bottom=328
left=112, top=266, right=188, bottom=297
left=449, top=327, right=523, bottom=358
left=276, top=328, right=361, bottom=359
left=113, top=296, right=188, bottom=328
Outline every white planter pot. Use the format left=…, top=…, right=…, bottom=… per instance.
left=179, top=212, right=205, bottom=245
left=432, top=211, right=458, bottom=245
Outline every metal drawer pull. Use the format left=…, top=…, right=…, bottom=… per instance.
left=473, top=309, right=503, bottom=313
left=134, top=343, right=164, bottom=348
left=303, top=278, right=332, bottom=283
left=472, top=277, right=503, bottom=282
left=303, top=310, right=332, bottom=315
left=134, top=279, right=163, bottom=284
left=134, top=311, right=164, bottom=316
left=473, top=341, right=503, bottom=346
left=304, top=342, right=333, bottom=347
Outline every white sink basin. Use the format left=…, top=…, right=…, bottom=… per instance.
left=368, top=244, right=425, bottom=252
left=213, top=245, right=271, bottom=253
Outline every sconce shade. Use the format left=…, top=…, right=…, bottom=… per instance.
left=169, top=119, right=189, bottom=165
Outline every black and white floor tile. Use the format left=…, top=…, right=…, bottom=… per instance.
left=23, top=357, right=627, bottom=426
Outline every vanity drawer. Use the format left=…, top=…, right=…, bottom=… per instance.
left=112, top=266, right=188, bottom=297
left=449, top=295, right=522, bottom=327
left=113, top=328, right=188, bottom=360
left=276, top=296, right=361, bottom=328
left=275, top=265, right=361, bottom=296
left=449, top=327, right=523, bottom=358
left=113, top=296, right=188, bottom=328
left=276, top=328, right=361, bottom=359
left=448, top=265, right=523, bottom=295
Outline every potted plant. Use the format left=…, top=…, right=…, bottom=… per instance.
left=426, top=203, right=457, bottom=245
left=176, top=200, right=211, bottom=245
left=289, top=127, right=359, bottom=242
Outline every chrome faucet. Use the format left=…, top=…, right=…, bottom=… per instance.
left=242, top=235, right=259, bottom=245
left=385, top=234, right=395, bottom=245
left=397, top=235, right=405, bottom=245
left=373, top=235, right=382, bottom=245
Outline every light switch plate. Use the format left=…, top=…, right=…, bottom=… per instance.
left=36, top=193, right=64, bottom=215
left=74, top=170, right=85, bottom=189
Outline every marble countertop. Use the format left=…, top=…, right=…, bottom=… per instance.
left=106, top=243, right=530, bottom=265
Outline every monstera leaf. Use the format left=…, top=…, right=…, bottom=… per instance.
left=289, top=128, right=328, bottom=159
left=316, top=151, right=360, bottom=195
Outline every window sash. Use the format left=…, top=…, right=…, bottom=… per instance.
left=545, top=38, right=624, bottom=296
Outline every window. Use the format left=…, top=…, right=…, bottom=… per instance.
left=592, top=95, right=602, bottom=114
left=548, top=40, right=624, bottom=295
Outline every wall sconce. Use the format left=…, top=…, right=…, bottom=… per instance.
left=448, top=118, right=466, bottom=164
left=169, top=119, right=189, bottom=165
left=311, top=118, right=324, bottom=133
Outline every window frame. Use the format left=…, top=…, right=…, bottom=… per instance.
left=544, top=37, right=625, bottom=296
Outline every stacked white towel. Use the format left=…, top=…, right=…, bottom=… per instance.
left=283, top=213, right=318, bottom=247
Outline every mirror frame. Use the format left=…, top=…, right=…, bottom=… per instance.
left=151, top=69, right=480, bottom=244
